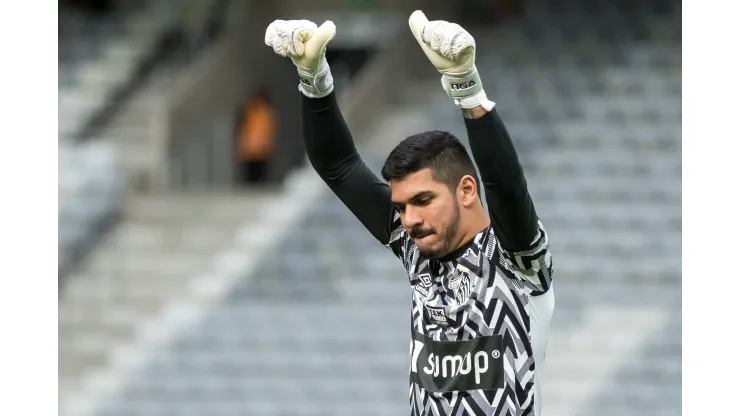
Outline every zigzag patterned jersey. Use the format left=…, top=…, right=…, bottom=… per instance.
left=387, top=213, right=554, bottom=416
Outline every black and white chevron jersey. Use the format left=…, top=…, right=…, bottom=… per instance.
left=300, top=92, right=555, bottom=416
left=388, top=215, right=554, bottom=416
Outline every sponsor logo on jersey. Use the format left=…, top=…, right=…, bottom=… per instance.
left=425, top=305, right=449, bottom=326
left=409, top=331, right=504, bottom=393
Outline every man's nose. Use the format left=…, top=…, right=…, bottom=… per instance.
left=402, top=207, right=424, bottom=229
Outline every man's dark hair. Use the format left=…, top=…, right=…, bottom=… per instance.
left=381, top=130, right=480, bottom=191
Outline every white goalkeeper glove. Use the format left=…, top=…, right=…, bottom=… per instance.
left=409, top=10, right=495, bottom=111
left=265, top=19, right=337, bottom=98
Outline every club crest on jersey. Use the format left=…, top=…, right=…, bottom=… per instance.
left=447, top=266, right=473, bottom=304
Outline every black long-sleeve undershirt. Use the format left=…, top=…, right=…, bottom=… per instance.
left=300, top=92, right=539, bottom=253
left=301, top=92, right=397, bottom=245
left=464, top=110, right=539, bottom=252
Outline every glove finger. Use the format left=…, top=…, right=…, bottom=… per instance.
left=409, top=10, right=445, bottom=65
left=409, top=10, right=429, bottom=41
left=264, top=20, right=282, bottom=46
left=303, top=21, right=336, bottom=60
left=266, top=20, right=290, bottom=56
left=410, top=11, right=475, bottom=58
left=287, top=20, right=318, bottom=57
left=423, top=21, right=474, bottom=61
left=446, top=23, right=475, bottom=61
left=421, top=20, right=443, bottom=45
left=265, top=19, right=318, bottom=57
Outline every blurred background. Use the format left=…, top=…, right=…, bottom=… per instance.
left=58, top=0, right=681, bottom=415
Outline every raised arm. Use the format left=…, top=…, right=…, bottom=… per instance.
left=463, top=107, right=539, bottom=252
left=301, top=92, right=396, bottom=245
left=408, top=11, right=540, bottom=253
left=265, top=19, right=396, bottom=246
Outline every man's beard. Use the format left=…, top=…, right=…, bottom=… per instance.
left=411, top=201, right=461, bottom=259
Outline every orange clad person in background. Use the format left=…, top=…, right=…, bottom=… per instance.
left=237, top=88, right=278, bottom=185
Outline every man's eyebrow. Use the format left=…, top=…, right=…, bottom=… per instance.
left=393, top=191, right=436, bottom=206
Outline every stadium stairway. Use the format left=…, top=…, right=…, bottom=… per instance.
left=81, top=0, right=244, bottom=190
left=58, top=0, right=195, bottom=281
left=58, top=190, right=282, bottom=408
left=59, top=141, right=126, bottom=284
left=59, top=1, right=179, bottom=140
left=95, top=60, right=178, bottom=187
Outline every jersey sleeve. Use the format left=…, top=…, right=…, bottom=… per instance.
left=464, top=107, right=553, bottom=296
left=495, top=221, right=553, bottom=296
left=385, top=210, right=413, bottom=268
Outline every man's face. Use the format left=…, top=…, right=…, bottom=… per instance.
left=390, top=168, right=461, bottom=259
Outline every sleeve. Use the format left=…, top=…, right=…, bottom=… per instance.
left=465, top=109, right=553, bottom=295
left=496, top=221, right=553, bottom=296
left=301, top=92, right=410, bottom=262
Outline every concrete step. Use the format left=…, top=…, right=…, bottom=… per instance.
left=59, top=348, right=110, bottom=380
left=59, top=190, right=274, bottom=398
left=94, top=222, right=239, bottom=252
left=124, top=192, right=275, bottom=222
left=79, top=245, right=214, bottom=274
left=109, top=96, right=163, bottom=127
left=59, top=301, right=150, bottom=327
left=59, top=320, right=137, bottom=354
left=102, top=125, right=152, bottom=143
left=63, top=270, right=199, bottom=301
left=76, top=61, right=130, bottom=93
left=61, top=291, right=168, bottom=317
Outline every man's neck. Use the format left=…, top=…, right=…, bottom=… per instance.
left=453, top=210, right=491, bottom=252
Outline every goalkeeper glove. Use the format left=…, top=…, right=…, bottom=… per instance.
left=265, top=19, right=337, bottom=98
left=408, top=10, right=495, bottom=111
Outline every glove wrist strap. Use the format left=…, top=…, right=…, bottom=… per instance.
left=297, top=57, right=334, bottom=98
left=441, top=66, right=494, bottom=111
left=457, top=90, right=496, bottom=111
left=441, top=65, right=483, bottom=101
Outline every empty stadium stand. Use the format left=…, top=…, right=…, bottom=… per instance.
left=57, top=0, right=233, bottom=282
left=59, top=0, right=681, bottom=415
left=58, top=0, right=182, bottom=282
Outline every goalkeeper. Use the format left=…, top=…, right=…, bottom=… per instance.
left=265, top=11, right=555, bottom=416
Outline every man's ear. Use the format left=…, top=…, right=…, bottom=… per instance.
left=458, top=175, right=479, bottom=208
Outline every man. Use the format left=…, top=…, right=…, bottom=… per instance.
left=265, top=10, right=555, bottom=416
left=236, top=87, right=278, bottom=185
